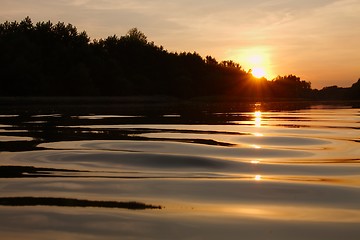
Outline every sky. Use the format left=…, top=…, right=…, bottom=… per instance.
left=1, top=0, right=359, bottom=88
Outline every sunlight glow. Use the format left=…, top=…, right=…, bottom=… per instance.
left=251, top=160, right=260, bottom=164
left=249, top=55, right=263, bottom=65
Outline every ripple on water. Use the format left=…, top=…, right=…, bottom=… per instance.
left=231, top=136, right=331, bottom=146
left=39, top=140, right=314, bottom=160
left=7, top=146, right=359, bottom=183
left=0, top=136, right=33, bottom=142
left=0, top=103, right=359, bottom=240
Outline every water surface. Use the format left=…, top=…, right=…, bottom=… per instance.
left=0, top=100, right=359, bottom=239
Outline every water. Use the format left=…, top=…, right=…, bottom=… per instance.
left=0, top=100, right=359, bottom=239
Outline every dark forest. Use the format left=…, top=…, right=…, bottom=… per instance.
left=0, top=17, right=359, bottom=100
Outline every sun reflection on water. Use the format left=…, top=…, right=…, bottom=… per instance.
left=254, top=175, right=262, bottom=181
left=254, top=133, right=264, bottom=137
left=254, top=111, right=262, bottom=127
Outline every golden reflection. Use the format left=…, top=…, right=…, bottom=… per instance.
left=254, top=175, right=262, bottom=181
left=225, top=205, right=360, bottom=223
left=251, top=144, right=261, bottom=149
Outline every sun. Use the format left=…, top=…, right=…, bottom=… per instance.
left=228, top=47, right=274, bottom=79
left=252, top=67, right=266, bottom=78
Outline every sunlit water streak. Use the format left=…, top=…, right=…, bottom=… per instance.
left=0, top=101, right=359, bottom=239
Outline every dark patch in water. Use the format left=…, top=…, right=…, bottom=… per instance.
left=0, top=165, right=86, bottom=178
left=0, top=197, right=162, bottom=210
left=0, top=141, right=45, bottom=152
left=156, top=138, right=236, bottom=147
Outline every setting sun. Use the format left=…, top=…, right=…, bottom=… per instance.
left=252, top=67, right=266, bottom=78
left=229, top=48, right=274, bottom=80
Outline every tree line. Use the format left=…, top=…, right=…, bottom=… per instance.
left=0, top=17, right=359, bottom=100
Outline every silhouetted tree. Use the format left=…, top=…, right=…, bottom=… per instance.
left=1, top=17, right=357, bottom=100
left=269, top=75, right=311, bottom=98
left=348, top=78, right=360, bottom=99
left=123, top=28, right=148, bottom=44
left=205, top=56, right=218, bottom=65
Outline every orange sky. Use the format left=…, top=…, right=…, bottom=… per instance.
left=1, top=0, right=359, bottom=88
